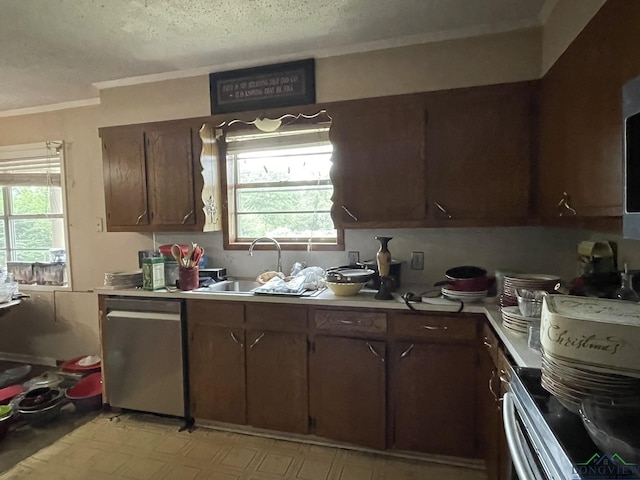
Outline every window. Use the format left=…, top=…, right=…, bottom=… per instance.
left=224, top=113, right=340, bottom=248
left=0, top=141, right=68, bottom=285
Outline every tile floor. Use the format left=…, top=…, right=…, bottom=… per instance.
left=0, top=413, right=487, bottom=480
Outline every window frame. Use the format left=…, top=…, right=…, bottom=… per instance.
left=0, top=141, right=72, bottom=290
left=220, top=114, right=344, bottom=251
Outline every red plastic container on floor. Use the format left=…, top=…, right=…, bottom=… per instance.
left=0, top=384, right=23, bottom=405
left=65, top=372, right=103, bottom=411
left=59, top=355, right=101, bottom=373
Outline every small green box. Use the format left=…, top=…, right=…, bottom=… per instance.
left=142, top=257, right=165, bottom=290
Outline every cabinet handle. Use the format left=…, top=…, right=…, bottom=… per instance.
left=483, top=339, right=493, bottom=349
left=248, top=333, right=265, bottom=351
left=557, top=192, right=577, bottom=216
left=433, top=202, right=452, bottom=219
left=135, top=210, right=147, bottom=225
left=422, top=325, right=448, bottom=331
left=341, top=205, right=358, bottom=221
left=499, top=369, right=510, bottom=384
left=181, top=210, right=194, bottom=224
left=399, top=344, right=415, bottom=359
left=366, top=343, right=385, bottom=362
left=339, top=319, right=357, bottom=325
left=489, top=369, right=499, bottom=402
left=229, top=331, right=244, bottom=348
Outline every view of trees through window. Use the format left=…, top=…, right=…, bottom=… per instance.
left=0, top=186, right=64, bottom=264
left=231, top=144, right=336, bottom=241
left=0, top=141, right=67, bottom=284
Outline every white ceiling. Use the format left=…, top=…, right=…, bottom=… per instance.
left=0, top=0, right=554, bottom=113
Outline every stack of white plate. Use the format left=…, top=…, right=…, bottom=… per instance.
left=441, top=287, right=487, bottom=302
left=104, top=270, right=142, bottom=288
left=541, top=350, right=640, bottom=413
left=501, top=273, right=560, bottom=307
left=501, top=306, right=540, bottom=334
left=540, top=295, right=640, bottom=413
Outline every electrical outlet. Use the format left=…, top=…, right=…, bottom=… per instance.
left=411, top=251, right=424, bottom=270
left=348, top=251, right=360, bottom=265
left=95, top=217, right=104, bottom=232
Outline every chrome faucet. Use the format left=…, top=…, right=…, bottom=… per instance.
left=249, top=237, right=282, bottom=273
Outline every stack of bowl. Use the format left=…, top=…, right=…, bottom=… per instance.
left=325, top=268, right=376, bottom=296
left=15, top=387, right=66, bottom=427
left=501, top=289, right=546, bottom=349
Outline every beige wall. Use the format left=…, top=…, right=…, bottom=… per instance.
left=0, top=12, right=624, bottom=362
left=541, top=0, right=606, bottom=74
left=100, top=29, right=541, bottom=126
left=0, top=106, right=152, bottom=361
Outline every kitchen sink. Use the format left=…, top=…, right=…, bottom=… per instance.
left=197, top=280, right=261, bottom=294
left=193, top=279, right=326, bottom=297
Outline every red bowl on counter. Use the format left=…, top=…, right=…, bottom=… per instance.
left=65, top=373, right=103, bottom=412
left=158, top=244, right=189, bottom=257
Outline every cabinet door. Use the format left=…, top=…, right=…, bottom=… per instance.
left=309, top=336, right=386, bottom=449
left=478, top=345, right=502, bottom=479
left=101, top=128, right=149, bottom=229
left=328, top=95, right=427, bottom=228
left=187, top=302, right=246, bottom=424
left=145, top=124, right=197, bottom=227
left=425, top=82, right=534, bottom=225
left=392, top=341, right=478, bottom=457
left=246, top=330, right=308, bottom=434
left=537, top=11, right=624, bottom=220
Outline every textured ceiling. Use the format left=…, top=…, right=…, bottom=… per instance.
left=0, top=0, right=550, bottom=113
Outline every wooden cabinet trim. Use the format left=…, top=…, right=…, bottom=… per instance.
left=245, top=303, right=308, bottom=333
left=313, top=309, right=387, bottom=335
left=391, top=312, right=479, bottom=343
left=186, top=299, right=244, bottom=328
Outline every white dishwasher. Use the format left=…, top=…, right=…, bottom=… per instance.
left=103, top=297, right=186, bottom=418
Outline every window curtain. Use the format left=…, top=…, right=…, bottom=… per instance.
left=0, top=141, right=62, bottom=187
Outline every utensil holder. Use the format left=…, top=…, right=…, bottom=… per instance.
left=178, top=266, right=199, bottom=291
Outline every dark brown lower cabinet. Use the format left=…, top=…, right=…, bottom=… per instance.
left=480, top=329, right=512, bottom=480
left=187, top=301, right=246, bottom=424
left=309, top=336, right=386, bottom=449
left=391, top=341, right=478, bottom=457
left=185, top=300, right=503, bottom=462
left=246, top=330, right=308, bottom=434
left=480, top=348, right=502, bottom=479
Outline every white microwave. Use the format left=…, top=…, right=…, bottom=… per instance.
left=623, top=74, right=640, bottom=239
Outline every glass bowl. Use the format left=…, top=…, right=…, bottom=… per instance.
left=579, top=397, right=640, bottom=464
left=515, top=288, right=545, bottom=317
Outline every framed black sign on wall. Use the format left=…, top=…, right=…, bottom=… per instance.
left=209, top=59, right=316, bottom=115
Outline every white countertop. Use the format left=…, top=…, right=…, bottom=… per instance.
left=96, top=283, right=542, bottom=369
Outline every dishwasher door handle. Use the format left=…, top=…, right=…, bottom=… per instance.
left=106, top=310, right=180, bottom=322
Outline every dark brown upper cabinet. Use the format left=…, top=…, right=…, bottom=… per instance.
left=100, top=119, right=205, bottom=232
left=100, top=125, right=148, bottom=229
left=424, top=82, right=536, bottom=226
left=326, top=82, right=536, bottom=229
left=535, top=1, right=640, bottom=231
left=327, top=94, right=427, bottom=229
